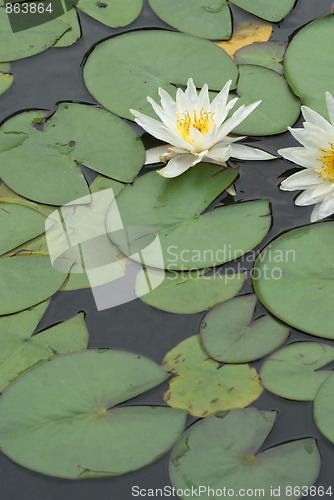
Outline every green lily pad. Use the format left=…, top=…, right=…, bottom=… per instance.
left=162, top=335, right=263, bottom=417
left=234, top=42, right=286, bottom=75
left=53, top=9, right=81, bottom=48
left=0, top=255, right=70, bottom=315
left=0, top=103, right=144, bottom=205
left=231, top=65, right=300, bottom=136
left=0, top=350, right=186, bottom=478
left=253, top=222, right=334, bottom=339
left=0, top=8, right=70, bottom=62
left=170, top=408, right=321, bottom=499
left=107, top=164, right=271, bottom=270
left=200, top=295, right=289, bottom=363
left=0, top=204, right=46, bottom=255
left=148, top=0, right=231, bottom=40
left=314, top=374, right=334, bottom=444
left=83, top=30, right=238, bottom=120
left=0, top=62, right=12, bottom=95
left=284, top=14, right=334, bottom=119
left=0, top=301, right=88, bottom=391
left=228, top=0, right=295, bottom=22
left=260, top=342, right=334, bottom=401
left=76, top=0, right=142, bottom=28
left=136, top=269, right=245, bottom=314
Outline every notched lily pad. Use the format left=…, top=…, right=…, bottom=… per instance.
left=83, top=30, right=238, bottom=120
left=261, top=342, right=334, bottom=401
left=253, top=222, right=334, bottom=339
left=148, top=0, right=232, bottom=40
left=228, top=0, right=295, bottom=22
left=0, top=350, right=186, bottom=478
left=234, top=42, right=287, bottom=74
left=136, top=269, right=245, bottom=314
left=162, top=335, right=263, bottom=417
left=170, top=408, right=321, bottom=499
left=0, top=103, right=144, bottom=205
left=201, top=294, right=289, bottom=363
left=0, top=62, right=13, bottom=95
left=0, top=301, right=88, bottom=391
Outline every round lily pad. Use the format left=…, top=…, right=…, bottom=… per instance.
left=162, top=335, right=263, bottom=417
left=0, top=103, right=144, bottom=205
left=76, top=0, right=142, bottom=28
left=136, top=269, right=245, bottom=314
left=253, top=222, right=334, bottom=339
left=261, top=342, right=334, bottom=401
left=314, top=373, right=334, bottom=444
left=234, top=42, right=286, bottom=75
left=170, top=408, right=321, bottom=499
left=0, top=62, right=12, bottom=95
left=107, top=164, right=271, bottom=270
left=83, top=29, right=238, bottom=120
left=148, top=0, right=232, bottom=40
left=231, top=65, right=300, bottom=136
left=0, top=350, right=186, bottom=478
left=228, top=0, right=295, bottom=22
left=0, top=256, right=69, bottom=315
left=0, top=8, right=69, bottom=62
left=0, top=301, right=88, bottom=391
left=0, top=204, right=46, bottom=255
left=284, top=14, right=334, bottom=119
left=200, top=295, right=289, bottom=363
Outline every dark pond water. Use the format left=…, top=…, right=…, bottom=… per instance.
left=1, top=0, right=334, bottom=498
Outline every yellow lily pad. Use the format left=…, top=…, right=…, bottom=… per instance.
left=216, top=20, right=272, bottom=58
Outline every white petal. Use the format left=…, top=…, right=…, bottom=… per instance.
left=310, top=204, right=322, bottom=222
left=301, top=105, right=334, bottom=136
left=197, top=84, right=210, bottom=112
left=206, top=144, right=232, bottom=164
left=317, top=195, right=334, bottom=219
left=189, top=125, right=204, bottom=151
left=226, top=183, right=236, bottom=196
left=210, top=80, right=232, bottom=114
left=157, top=154, right=199, bottom=178
left=147, top=96, right=176, bottom=129
left=158, top=87, right=177, bottom=116
left=278, top=146, right=320, bottom=169
left=326, top=92, right=334, bottom=126
left=131, top=109, right=175, bottom=144
left=214, top=101, right=261, bottom=142
left=176, top=87, right=194, bottom=115
left=310, top=182, right=333, bottom=199
left=230, top=144, right=276, bottom=160
left=295, top=189, right=319, bottom=206
left=145, top=145, right=171, bottom=165
left=184, top=78, right=198, bottom=105
left=280, top=169, right=322, bottom=191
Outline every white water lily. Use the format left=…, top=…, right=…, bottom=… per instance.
left=130, top=78, right=276, bottom=178
left=279, top=92, right=334, bottom=222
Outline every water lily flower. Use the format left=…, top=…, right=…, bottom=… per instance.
left=130, top=78, right=276, bottom=178
left=279, top=92, right=334, bottom=222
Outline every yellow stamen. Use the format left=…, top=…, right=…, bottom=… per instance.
left=316, top=142, right=334, bottom=181
left=177, top=108, right=215, bottom=144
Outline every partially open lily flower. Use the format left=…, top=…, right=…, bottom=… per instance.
left=279, top=92, right=334, bottom=222
left=130, top=78, right=276, bottom=178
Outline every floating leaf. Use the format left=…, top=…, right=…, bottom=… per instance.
left=0, top=256, right=69, bottom=315
left=201, top=295, right=289, bottom=363
left=228, top=0, right=295, bottom=22
left=0, top=301, right=88, bottom=391
left=234, top=41, right=286, bottom=74
left=284, top=14, right=334, bottom=119
left=0, top=8, right=70, bottom=62
left=314, top=374, right=334, bottom=444
left=170, top=408, right=321, bottom=498
left=261, top=342, right=334, bottom=401
left=0, top=350, right=186, bottom=478
left=0, top=62, right=12, bottom=95
left=253, top=222, right=334, bottom=339
left=216, top=20, right=272, bottom=57
left=0, top=103, right=144, bottom=205
left=107, top=164, right=271, bottom=270
left=231, top=65, right=300, bottom=136
left=148, top=0, right=231, bottom=40
left=53, top=9, right=81, bottom=48
left=83, top=30, right=238, bottom=120
left=76, top=0, right=142, bottom=28
left=162, top=335, right=263, bottom=417
left=136, top=269, right=245, bottom=314
left=0, top=204, right=46, bottom=255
